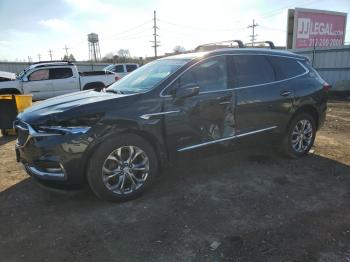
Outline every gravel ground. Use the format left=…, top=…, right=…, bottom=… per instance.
left=0, top=99, right=350, bottom=262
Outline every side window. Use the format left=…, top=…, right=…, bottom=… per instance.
left=231, top=55, right=274, bottom=87
left=28, top=69, right=49, bottom=81
left=49, top=68, right=73, bottom=80
left=126, top=64, right=137, bottom=72
left=114, top=65, right=124, bottom=73
left=179, top=56, right=227, bottom=92
left=267, top=56, right=306, bottom=80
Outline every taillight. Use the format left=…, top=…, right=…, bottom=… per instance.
left=115, top=76, right=120, bottom=81
left=323, top=82, right=331, bottom=92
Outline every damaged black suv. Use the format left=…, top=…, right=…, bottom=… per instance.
left=15, top=48, right=328, bottom=201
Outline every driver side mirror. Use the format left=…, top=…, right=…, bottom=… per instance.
left=21, top=76, right=28, bottom=82
left=174, top=84, right=199, bottom=103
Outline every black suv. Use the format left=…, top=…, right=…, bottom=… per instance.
left=15, top=48, right=328, bottom=201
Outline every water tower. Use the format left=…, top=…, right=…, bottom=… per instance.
left=88, top=33, right=101, bottom=62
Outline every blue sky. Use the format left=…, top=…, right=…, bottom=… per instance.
left=0, top=0, right=349, bottom=61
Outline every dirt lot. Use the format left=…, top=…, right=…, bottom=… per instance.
left=1, top=99, right=350, bottom=262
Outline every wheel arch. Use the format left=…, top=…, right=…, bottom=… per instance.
left=121, top=129, right=168, bottom=167
left=83, top=82, right=105, bottom=91
left=0, top=88, right=21, bottom=95
left=289, top=105, right=319, bottom=130
left=82, top=129, right=168, bottom=181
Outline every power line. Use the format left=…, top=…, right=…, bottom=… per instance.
left=248, top=19, right=259, bottom=46
left=112, top=34, right=150, bottom=41
left=158, top=18, right=247, bottom=32
left=260, top=0, right=317, bottom=19
left=150, top=10, right=160, bottom=58
left=260, top=25, right=286, bottom=32
left=112, top=19, right=152, bottom=37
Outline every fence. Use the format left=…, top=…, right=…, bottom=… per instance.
left=292, top=46, right=350, bottom=92
left=0, top=62, right=110, bottom=74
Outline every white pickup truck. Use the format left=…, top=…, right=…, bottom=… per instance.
left=0, top=61, right=117, bottom=100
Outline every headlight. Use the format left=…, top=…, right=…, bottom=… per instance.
left=37, top=126, right=91, bottom=135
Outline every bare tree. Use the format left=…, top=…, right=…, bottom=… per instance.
left=117, top=49, right=131, bottom=62
left=173, top=45, right=186, bottom=53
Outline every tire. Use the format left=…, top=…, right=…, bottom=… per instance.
left=87, top=134, right=158, bottom=202
left=281, top=113, right=316, bottom=158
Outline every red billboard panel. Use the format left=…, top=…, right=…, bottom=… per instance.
left=293, top=8, right=347, bottom=49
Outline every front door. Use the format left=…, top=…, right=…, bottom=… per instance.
left=163, top=56, right=236, bottom=152
left=23, top=68, right=53, bottom=100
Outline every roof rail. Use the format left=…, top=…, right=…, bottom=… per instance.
left=195, top=40, right=244, bottom=52
left=245, top=41, right=276, bottom=49
left=32, top=60, right=73, bottom=65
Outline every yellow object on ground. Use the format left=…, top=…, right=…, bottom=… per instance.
left=15, top=95, right=32, bottom=113
left=1, top=94, right=33, bottom=136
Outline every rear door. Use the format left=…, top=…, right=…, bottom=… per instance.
left=22, top=68, right=53, bottom=100
left=50, top=67, right=79, bottom=97
left=230, top=54, right=294, bottom=134
left=163, top=56, right=236, bottom=152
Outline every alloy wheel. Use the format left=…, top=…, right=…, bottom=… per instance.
left=291, top=119, right=313, bottom=153
left=102, top=146, right=149, bottom=194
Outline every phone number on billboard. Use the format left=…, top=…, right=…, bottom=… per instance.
left=308, top=38, right=343, bottom=47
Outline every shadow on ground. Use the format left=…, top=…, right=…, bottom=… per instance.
left=0, top=135, right=16, bottom=146
left=1, top=143, right=350, bottom=262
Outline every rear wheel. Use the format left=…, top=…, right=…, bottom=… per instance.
left=87, top=135, right=158, bottom=202
left=282, top=113, right=316, bottom=158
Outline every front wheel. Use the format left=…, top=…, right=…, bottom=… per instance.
left=87, top=135, right=158, bottom=202
left=282, top=113, right=316, bottom=158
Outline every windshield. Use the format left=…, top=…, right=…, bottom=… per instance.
left=106, top=58, right=189, bottom=93
left=104, top=64, right=114, bottom=71
left=16, top=65, right=32, bottom=79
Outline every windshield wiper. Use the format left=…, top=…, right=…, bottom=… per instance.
left=105, top=89, right=124, bottom=94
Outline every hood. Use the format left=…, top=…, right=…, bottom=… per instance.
left=0, top=71, right=16, bottom=80
left=19, top=90, right=131, bottom=124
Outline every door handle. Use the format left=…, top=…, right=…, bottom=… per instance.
left=280, top=91, right=292, bottom=97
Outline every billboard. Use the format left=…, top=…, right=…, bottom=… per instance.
left=287, top=8, right=347, bottom=49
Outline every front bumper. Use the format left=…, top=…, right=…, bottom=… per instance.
left=15, top=120, right=92, bottom=187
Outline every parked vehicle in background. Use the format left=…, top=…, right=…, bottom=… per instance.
left=104, top=63, right=139, bottom=79
left=15, top=48, right=328, bottom=202
left=0, top=71, right=16, bottom=82
left=0, top=61, right=118, bottom=100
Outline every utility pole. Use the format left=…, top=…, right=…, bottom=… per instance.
left=248, top=19, right=259, bottom=46
left=150, top=10, right=160, bottom=58
left=63, top=45, right=69, bottom=59
left=27, top=56, right=32, bottom=63
left=37, top=53, right=41, bottom=61
left=48, top=49, right=53, bottom=61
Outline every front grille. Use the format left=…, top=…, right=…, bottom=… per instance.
left=14, top=120, right=29, bottom=146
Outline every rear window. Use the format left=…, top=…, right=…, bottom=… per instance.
left=49, top=68, right=73, bottom=80
left=301, top=60, right=323, bottom=81
left=267, top=56, right=306, bottom=80
left=231, top=55, right=275, bottom=87
left=126, top=64, right=138, bottom=72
